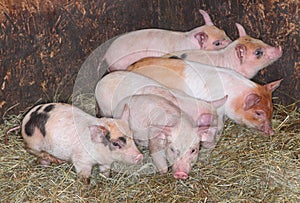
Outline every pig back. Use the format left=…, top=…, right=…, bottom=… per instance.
left=96, top=71, right=168, bottom=117
left=104, top=29, right=199, bottom=71
left=21, top=103, right=104, bottom=160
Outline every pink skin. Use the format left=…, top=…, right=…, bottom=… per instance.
left=101, top=9, right=231, bottom=73
left=149, top=124, right=201, bottom=180
left=95, top=71, right=226, bottom=149
left=125, top=58, right=282, bottom=138
left=164, top=23, right=282, bottom=79
left=113, top=94, right=211, bottom=179
left=21, top=103, right=143, bottom=181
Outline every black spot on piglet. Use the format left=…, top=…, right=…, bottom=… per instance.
left=168, top=55, right=181, bottom=59
left=44, top=104, right=55, bottom=112
left=118, top=136, right=126, bottom=144
left=102, top=133, right=111, bottom=146
left=25, top=106, right=50, bottom=137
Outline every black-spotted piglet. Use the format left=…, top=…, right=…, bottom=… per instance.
left=21, top=103, right=143, bottom=183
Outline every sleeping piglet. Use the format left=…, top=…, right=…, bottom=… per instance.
left=102, top=9, right=231, bottom=72
left=21, top=103, right=143, bottom=183
left=113, top=94, right=211, bottom=179
left=163, top=23, right=282, bottom=79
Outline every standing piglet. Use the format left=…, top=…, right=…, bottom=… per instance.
left=102, top=9, right=231, bottom=72
left=127, top=57, right=282, bottom=136
left=162, top=23, right=282, bottom=78
left=113, top=94, right=209, bottom=179
left=21, top=103, right=143, bottom=182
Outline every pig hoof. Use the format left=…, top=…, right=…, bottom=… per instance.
left=39, top=152, right=65, bottom=165
left=39, top=158, right=51, bottom=166
left=158, top=168, right=168, bottom=174
left=174, top=172, right=189, bottom=180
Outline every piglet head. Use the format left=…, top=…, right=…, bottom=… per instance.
left=234, top=23, right=283, bottom=78
left=150, top=119, right=202, bottom=180
left=190, top=10, right=232, bottom=50
left=90, top=107, right=143, bottom=165
left=168, top=137, right=201, bottom=180
left=236, top=79, right=282, bottom=135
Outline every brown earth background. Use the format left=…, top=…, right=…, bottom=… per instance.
left=0, top=0, right=299, bottom=123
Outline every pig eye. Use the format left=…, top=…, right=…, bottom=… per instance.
left=112, top=141, right=121, bottom=148
left=170, top=147, right=175, bottom=152
left=254, top=110, right=265, bottom=118
left=213, top=40, right=221, bottom=46
left=254, top=49, right=263, bottom=58
left=191, top=149, right=197, bottom=154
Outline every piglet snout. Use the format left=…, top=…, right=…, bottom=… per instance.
left=262, top=122, right=274, bottom=136
left=134, top=154, right=144, bottom=163
left=264, top=126, right=274, bottom=136
left=174, top=171, right=189, bottom=180
left=269, top=46, right=282, bottom=59
left=223, top=39, right=232, bottom=46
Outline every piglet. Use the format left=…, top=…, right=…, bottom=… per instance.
left=95, top=71, right=227, bottom=148
left=113, top=94, right=210, bottom=179
left=127, top=57, right=282, bottom=138
left=101, top=9, right=231, bottom=72
left=163, top=23, right=282, bottom=78
left=21, top=103, right=143, bottom=183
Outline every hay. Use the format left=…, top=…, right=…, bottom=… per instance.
left=1, top=103, right=299, bottom=202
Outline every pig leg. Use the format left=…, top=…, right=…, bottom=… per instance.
left=215, top=115, right=225, bottom=143
left=72, top=159, right=93, bottom=184
left=149, top=138, right=168, bottom=174
left=38, top=151, right=66, bottom=165
left=26, top=146, right=65, bottom=166
left=25, top=146, right=51, bottom=166
left=99, top=164, right=111, bottom=178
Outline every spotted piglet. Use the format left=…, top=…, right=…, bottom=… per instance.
left=21, top=103, right=143, bottom=183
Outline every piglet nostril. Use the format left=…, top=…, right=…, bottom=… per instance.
left=267, top=128, right=274, bottom=136
left=174, top=172, right=189, bottom=180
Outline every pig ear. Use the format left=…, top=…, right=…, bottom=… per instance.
left=196, top=113, right=214, bottom=127
left=198, top=127, right=218, bottom=142
left=243, top=93, right=262, bottom=111
left=120, top=104, right=130, bottom=121
left=235, top=44, right=247, bottom=64
left=235, top=23, right=247, bottom=37
left=210, top=95, right=228, bottom=109
left=265, top=79, right=283, bottom=92
left=199, top=9, right=213, bottom=25
left=89, top=125, right=110, bottom=143
left=194, top=32, right=208, bottom=48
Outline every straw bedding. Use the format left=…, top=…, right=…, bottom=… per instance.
left=1, top=103, right=299, bottom=202
left=0, top=1, right=298, bottom=202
